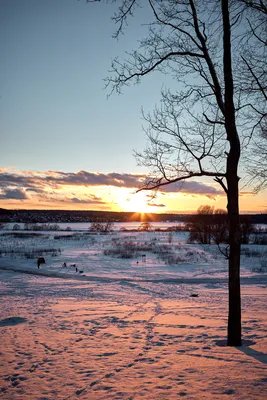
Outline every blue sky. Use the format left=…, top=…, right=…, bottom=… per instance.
left=0, top=0, right=266, bottom=212
left=1, top=0, right=164, bottom=172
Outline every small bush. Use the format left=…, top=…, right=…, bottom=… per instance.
left=152, top=244, right=170, bottom=254
left=89, top=222, right=114, bottom=233
left=166, top=225, right=187, bottom=232
left=252, top=234, right=267, bottom=245
left=252, top=257, right=267, bottom=273
left=0, top=247, right=61, bottom=259
left=13, top=224, right=21, bottom=230
left=0, top=232, right=47, bottom=238
left=104, top=247, right=136, bottom=259
left=259, top=257, right=267, bottom=271
left=103, top=239, right=154, bottom=259
left=241, top=247, right=262, bottom=258
left=54, top=233, right=95, bottom=242
left=54, top=234, right=80, bottom=240
left=24, top=223, right=60, bottom=231
left=138, top=222, right=153, bottom=231
left=160, top=253, right=187, bottom=264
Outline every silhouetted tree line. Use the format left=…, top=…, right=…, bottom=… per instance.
left=187, top=205, right=256, bottom=245
left=0, top=208, right=267, bottom=224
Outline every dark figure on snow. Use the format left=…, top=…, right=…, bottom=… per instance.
left=37, top=257, right=45, bottom=269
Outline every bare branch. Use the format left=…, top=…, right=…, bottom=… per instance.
left=136, top=170, right=225, bottom=193
left=108, top=49, right=205, bottom=93
left=203, top=113, right=225, bottom=125
left=215, top=242, right=230, bottom=259
left=242, top=56, right=267, bottom=101
left=214, top=176, right=228, bottom=194
left=189, top=0, right=225, bottom=114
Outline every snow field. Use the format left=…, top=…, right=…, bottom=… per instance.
left=0, top=226, right=267, bottom=399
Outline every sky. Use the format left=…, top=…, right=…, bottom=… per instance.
left=0, top=0, right=266, bottom=214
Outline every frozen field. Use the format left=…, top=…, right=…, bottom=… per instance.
left=0, top=227, right=267, bottom=399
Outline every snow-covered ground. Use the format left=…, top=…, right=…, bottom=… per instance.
left=0, top=227, right=267, bottom=399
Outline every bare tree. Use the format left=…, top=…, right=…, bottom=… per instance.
left=0, top=222, right=7, bottom=230
left=212, top=208, right=229, bottom=245
left=188, top=205, right=214, bottom=245
left=88, top=0, right=267, bottom=346
left=138, top=221, right=153, bottom=231
left=187, top=205, right=228, bottom=245
left=89, top=221, right=114, bottom=233
left=240, top=216, right=255, bottom=244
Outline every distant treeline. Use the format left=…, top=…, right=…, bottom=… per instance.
left=0, top=208, right=267, bottom=224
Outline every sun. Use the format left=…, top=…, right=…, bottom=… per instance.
left=119, top=191, right=152, bottom=214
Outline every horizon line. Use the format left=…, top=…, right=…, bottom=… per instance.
left=1, top=208, right=266, bottom=215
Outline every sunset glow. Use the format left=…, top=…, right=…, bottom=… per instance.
left=1, top=2, right=266, bottom=216
left=117, top=191, right=155, bottom=213
left=0, top=167, right=266, bottom=213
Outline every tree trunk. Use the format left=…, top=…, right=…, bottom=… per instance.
left=222, top=0, right=242, bottom=346
left=226, top=170, right=242, bottom=346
